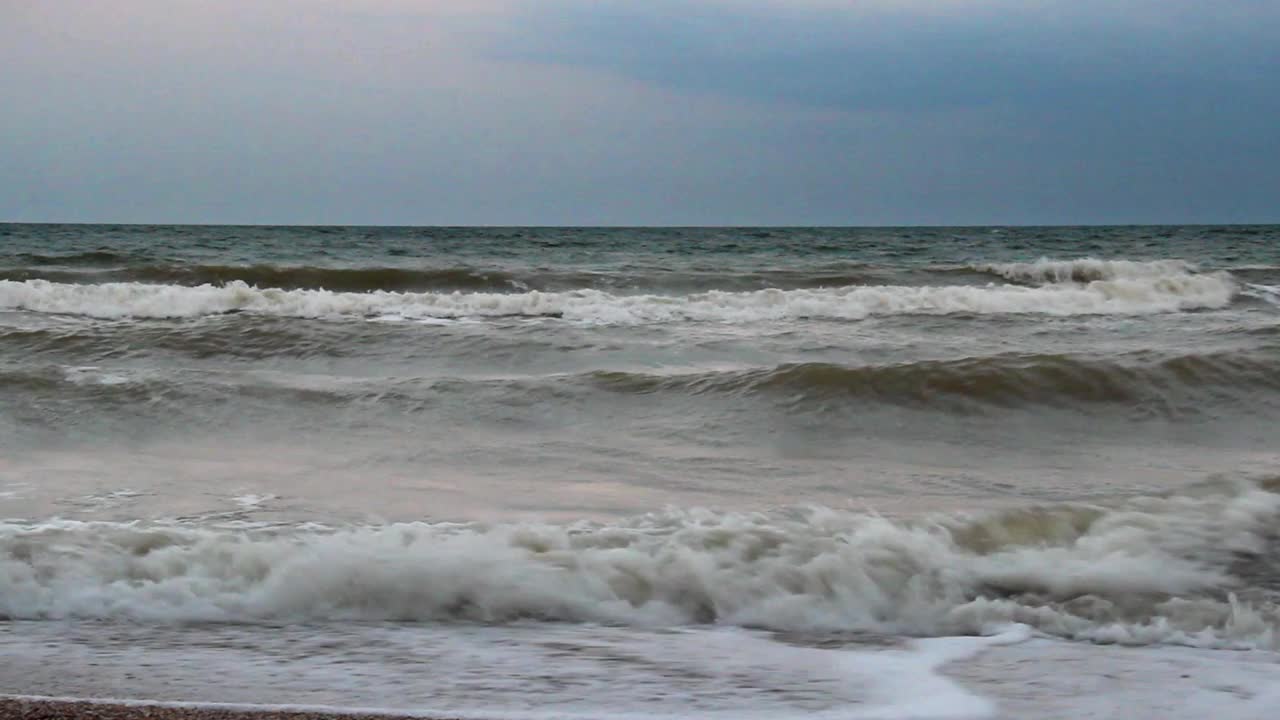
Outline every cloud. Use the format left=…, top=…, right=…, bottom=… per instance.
left=498, top=0, right=1280, bottom=114
left=1, top=0, right=1277, bottom=224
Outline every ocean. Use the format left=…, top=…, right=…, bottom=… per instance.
left=1, top=224, right=1279, bottom=718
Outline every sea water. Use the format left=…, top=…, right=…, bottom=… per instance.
left=2, top=224, right=1279, bottom=718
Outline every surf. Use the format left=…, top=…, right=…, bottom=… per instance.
left=0, top=269, right=1240, bottom=322
left=2, top=476, right=1277, bottom=649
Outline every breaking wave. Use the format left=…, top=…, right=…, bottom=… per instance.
left=971, top=258, right=1201, bottom=284
left=0, top=271, right=1239, bottom=322
left=2, top=477, right=1277, bottom=649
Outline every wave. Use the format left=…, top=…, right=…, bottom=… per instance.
left=0, top=263, right=900, bottom=294
left=589, top=352, right=1280, bottom=413
left=6, top=349, right=1278, bottom=421
left=971, top=258, right=1279, bottom=312
left=0, top=256, right=1251, bottom=297
left=2, top=477, right=1277, bottom=648
left=7, top=250, right=139, bottom=266
left=0, top=273, right=1239, bottom=322
left=0, top=265, right=531, bottom=293
left=1230, top=266, right=1280, bottom=285
left=971, top=258, right=1201, bottom=284
left=0, top=366, right=411, bottom=411
left=0, top=319, right=371, bottom=361
left=1241, top=283, right=1280, bottom=307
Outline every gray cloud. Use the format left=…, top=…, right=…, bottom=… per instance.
left=1, top=0, right=1277, bottom=225
left=501, top=1, right=1279, bottom=113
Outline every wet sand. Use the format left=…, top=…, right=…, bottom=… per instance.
left=6, top=637, right=1280, bottom=720
left=0, top=698, right=453, bottom=720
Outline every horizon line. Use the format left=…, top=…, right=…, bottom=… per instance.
left=3, top=220, right=1278, bottom=230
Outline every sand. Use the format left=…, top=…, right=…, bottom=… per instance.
left=0, top=698, right=454, bottom=720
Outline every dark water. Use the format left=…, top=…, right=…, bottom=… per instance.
left=1, top=225, right=1279, bottom=714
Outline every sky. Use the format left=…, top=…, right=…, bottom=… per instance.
left=2, top=0, right=1277, bottom=226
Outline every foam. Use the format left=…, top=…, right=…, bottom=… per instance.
left=231, top=494, right=277, bottom=511
left=945, top=636, right=1280, bottom=720
left=1240, top=283, right=1280, bottom=306
left=2, top=478, right=1277, bottom=648
left=835, top=626, right=1033, bottom=719
left=0, top=271, right=1237, bottom=323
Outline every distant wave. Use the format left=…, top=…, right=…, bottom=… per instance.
left=0, top=263, right=895, bottom=293
left=2, top=476, right=1277, bottom=649
left=8, top=250, right=140, bottom=266
left=0, top=269, right=1239, bottom=322
left=0, top=265, right=530, bottom=293
left=1, top=256, right=1262, bottom=300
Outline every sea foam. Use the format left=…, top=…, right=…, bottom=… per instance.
left=972, top=258, right=1201, bottom=284
left=3, top=477, right=1277, bottom=649
left=0, top=261, right=1238, bottom=322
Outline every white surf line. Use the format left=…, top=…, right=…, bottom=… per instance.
left=0, top=273, right=1239, bottom=322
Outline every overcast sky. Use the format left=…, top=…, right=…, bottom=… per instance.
left=2, top=0, right=1277, bottom=225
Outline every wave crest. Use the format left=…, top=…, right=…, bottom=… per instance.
left=972, top=258, right=1201, bottom=284
left=591, top=352, right=1280, bottom=413
left=0, top=263, right=898, bottom=293
left=8, top=350, right=1277, bottom=417
left=0, top=273, right=1239, bottom=322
